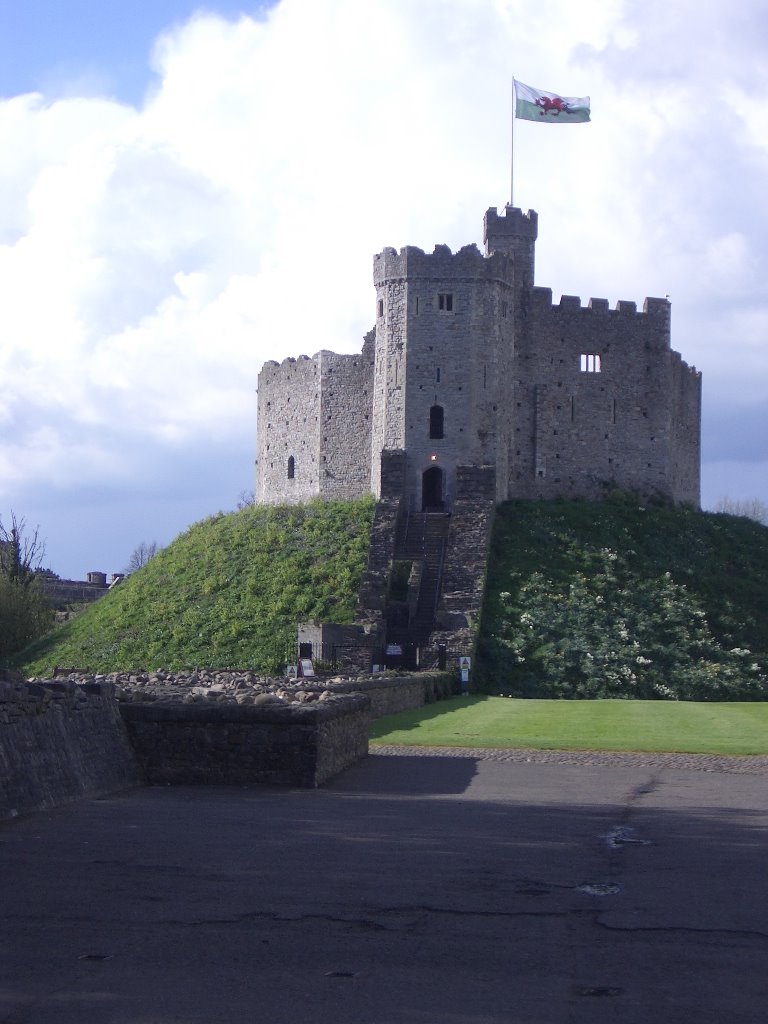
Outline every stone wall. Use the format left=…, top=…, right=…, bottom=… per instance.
left=120, top=694, right=370, bottom=788
left=256, top=354, right=322, bottom=503
left=256, top=338, right=375, bottom=505
left=509, top=289, right=701, bottom=505
left=319, top=336, right=375, bottom=500
left=0, top=680, right=139, bottom=822
left=38, top=577, right=110, bottom=606
left=436, top=467, right=497, bottom=648
left=0, top=671, right=456, bottom=814
left=315, top=671, right=455, bottom=718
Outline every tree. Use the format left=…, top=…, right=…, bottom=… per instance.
left=0, top=512, right=53, bottom=659
left=236, top=489, right=255, bottom=510
left=0, top=512, right=46, bottom=582
left=126, top=541, right=159, bottom=574
left=714, top=496, right=768, bottom=526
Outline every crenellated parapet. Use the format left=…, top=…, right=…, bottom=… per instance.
left=373, top=241, right=514, bottom=286
left=483, top=205, right=538, bottom=247
left=530, top=287, right=671, bottom=318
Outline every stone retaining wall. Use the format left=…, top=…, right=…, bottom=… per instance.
left=120, top=694, right=370, bottom=788
left=1, top=671, right=455, bottom=817
left=0, top=681, right=139, bottom=822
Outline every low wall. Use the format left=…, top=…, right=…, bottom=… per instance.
left=324, top=672, right=455, bottom=718
left=1, top=671, right=455, bottom=819
left=119, top=694, right=370, bottom=788
left=0, top=681, right=140, bottom=822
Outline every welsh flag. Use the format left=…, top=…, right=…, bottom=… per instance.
left=515, top=80, right=590, bottom=123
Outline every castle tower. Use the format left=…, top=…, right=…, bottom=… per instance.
left=370, top=231, right=527, bottom=511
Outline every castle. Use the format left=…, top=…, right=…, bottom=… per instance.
left=256, top=206, right=701, bottom=512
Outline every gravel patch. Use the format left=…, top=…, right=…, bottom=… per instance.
left=369, top=744, right=768, bottom=774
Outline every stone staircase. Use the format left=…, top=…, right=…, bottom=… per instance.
left=388, top=512, right=450, bottom=647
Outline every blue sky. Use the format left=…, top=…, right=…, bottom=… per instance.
left=0, top=2, right=261, bottom=104
left=1, top=0, right=767, bottom=579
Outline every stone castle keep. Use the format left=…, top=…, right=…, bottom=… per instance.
left=256, top=205, right=701, bottom=512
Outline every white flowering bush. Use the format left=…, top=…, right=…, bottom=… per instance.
left=478, top=500, right=768, bottom=700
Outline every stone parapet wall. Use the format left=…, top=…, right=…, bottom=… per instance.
left=0, top=680, right=139, bottom=822
left=49, top=668, right=455, bottom=716
left=120, top=694, right=370, bottom=788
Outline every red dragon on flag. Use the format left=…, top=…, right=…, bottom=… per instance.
left=515, top=80, right=591, bottom=123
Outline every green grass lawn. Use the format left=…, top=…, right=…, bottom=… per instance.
left=369, top=696, right=768, bottom=755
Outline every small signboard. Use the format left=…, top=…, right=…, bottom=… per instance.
left=385, top=644, right=403, bottom=656
left=459, top=655, right=471, bottom=693
left=298, top=659, right=316, bottom=678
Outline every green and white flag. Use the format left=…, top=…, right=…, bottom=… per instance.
left=515, top=80, right=590, bottom=123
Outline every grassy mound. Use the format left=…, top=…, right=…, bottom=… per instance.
left=476, top=499, right=768, bottom=700
left=17, top=498, right=374, bottom=675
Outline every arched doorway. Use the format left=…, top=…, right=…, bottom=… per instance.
left=422, top=466, right=444, bottom=511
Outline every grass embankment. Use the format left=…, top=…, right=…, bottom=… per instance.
left=370, top=696, right=768, bottom=755
left=476, top=500, right=768, bottom=700
left=17, top=498, right=374, bottom=675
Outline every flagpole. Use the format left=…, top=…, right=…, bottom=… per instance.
left=510, top=78, right=516, bottom=207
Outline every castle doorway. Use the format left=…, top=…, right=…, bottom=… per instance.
left=422, top=466, right=445, bottom=511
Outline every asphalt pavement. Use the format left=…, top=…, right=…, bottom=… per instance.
left=1, top=749, right=767, bottom=1023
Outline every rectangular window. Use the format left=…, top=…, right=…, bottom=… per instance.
left=436, top=367, right=441, bottom=383
left=580, top=353, right=601, bottom=373
left=415, top=296, right=420, bottom=314
left=377, top=299, right=384, bottom=317
left=438, top=292, right=453, bottom=312
left=501, top=301, right=508, bottom=318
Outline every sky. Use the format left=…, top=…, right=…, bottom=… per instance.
left=1, top=0, right=767, bottom=580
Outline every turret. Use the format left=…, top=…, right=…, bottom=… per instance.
left=483, top=206, right=538, bottom=290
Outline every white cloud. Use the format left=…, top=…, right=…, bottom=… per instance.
left=1, top=0, right=767, bottom=575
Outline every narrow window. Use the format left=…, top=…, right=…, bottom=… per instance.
left=436, top=366, right=441, bottom=383
left=580, top=353, right=601, bottom=373
left=438, top=292, right=453, bottom=312
left=570, top=396, right=575, bottom=422
left=429, top=405, right=444, bottom=439
left=287, top=456, right=295, bottom=479
left=501, top=301, right=508, bottom=318
left=415, top=296, right=420, bottom=314
left=483, top=364, right=487, bottom=389
left=612, top=398, right=617, bottom=424
left=377, top=299, right=384, bottom=317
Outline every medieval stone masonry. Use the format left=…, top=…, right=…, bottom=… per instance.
left=256, top=206, right=701, bottom=512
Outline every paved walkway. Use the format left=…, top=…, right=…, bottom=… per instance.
left=2, top=748, right=767, bottom=1023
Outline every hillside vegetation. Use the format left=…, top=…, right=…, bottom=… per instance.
left=16, top=498, right=374, bottom=676
left=476, top=499, right=768, bottom=700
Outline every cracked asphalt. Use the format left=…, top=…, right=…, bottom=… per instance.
left=2, top=749, right=767, bottom=1023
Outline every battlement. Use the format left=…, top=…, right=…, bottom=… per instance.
left=483, top=205, right=538, bottom=248
left=530, top=287, right=671, bottom=318
left=373, top=241, right=513, bottom=285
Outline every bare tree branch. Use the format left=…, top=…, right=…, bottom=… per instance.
left=0, top=512, right=46, bottom=585
left=126, top=541, right=160, bottom=574
left=714, top=496, right=768, bottom=525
